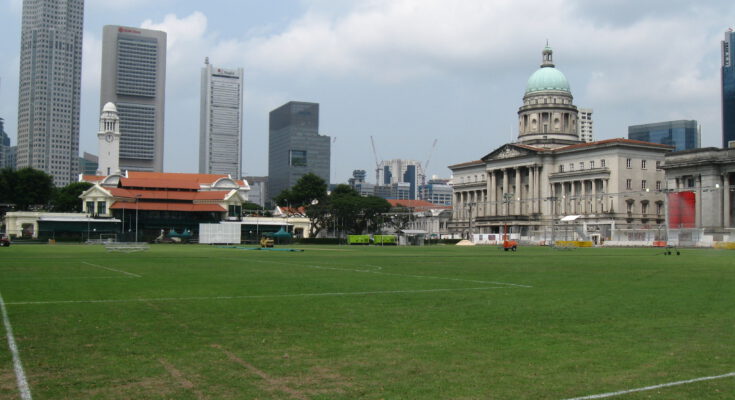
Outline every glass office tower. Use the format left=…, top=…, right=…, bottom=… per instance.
left=628, top=120, right=700, bottom=151
left=723, top=29, right=735, bottom=148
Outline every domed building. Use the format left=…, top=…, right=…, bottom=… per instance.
left=448, top=45, right=672, bottom=245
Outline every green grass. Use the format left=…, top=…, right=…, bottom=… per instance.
left=0, top=244, right=733, bottom=399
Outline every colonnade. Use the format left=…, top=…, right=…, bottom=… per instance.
left=549, top=178, right=610, bottom=216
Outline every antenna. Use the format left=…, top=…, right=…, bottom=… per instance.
left=421, top=139, right=438, bottom=198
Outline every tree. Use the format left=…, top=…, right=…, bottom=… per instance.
left=0, top=168, right=54, bottom=210
left=274, top=173, right=328, bottom=207
left=51, top=182, right=93, bottom=212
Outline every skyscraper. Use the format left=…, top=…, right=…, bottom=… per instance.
left=722, top=29, right=735, bottom=148
left=628, top=120, right=700, bottom=151
left=100, top=25, right=166, bottom=172
left=268, top=101, right=330, bottom=200
left=16, top=0, right=84, bottom=186
left=578, top=108, right=594, bottom=143
left=199, top=58, right=244, bottom=177
left=0, top=117, right=10, bottom=168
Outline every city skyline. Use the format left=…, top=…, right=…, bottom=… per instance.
left=0, top=1, right=734, bottom=183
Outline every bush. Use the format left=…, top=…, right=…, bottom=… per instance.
left=296, top=238, right=340, bottom=245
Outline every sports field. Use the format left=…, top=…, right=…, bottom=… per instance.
left=0, top=244, right=733, bottom=399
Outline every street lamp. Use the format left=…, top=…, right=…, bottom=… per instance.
left=503, top=193, right=514, bottom=240
left=135, top=194, right=142, bottom=243
left=466, top=202, right=475, bottom=240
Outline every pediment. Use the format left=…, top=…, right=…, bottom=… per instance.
left=79, top=184, right=112, bottom=199
left=481, top=144, right=537, bottom=162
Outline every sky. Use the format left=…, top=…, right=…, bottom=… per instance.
left=1, top=0, right=734, bottom=184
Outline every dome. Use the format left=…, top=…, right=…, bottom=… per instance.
left=525, top=67, right=570, bottom=94
left=102, top=102, right=117, bottom=113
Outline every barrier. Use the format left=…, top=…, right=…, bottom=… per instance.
left=713, top=242, right=735, bottom=250
left=555, top=240, right=594, bottom=248
left=104, top=242, right=150, bottom=252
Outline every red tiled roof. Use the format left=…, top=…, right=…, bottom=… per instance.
left=110, top=202, right=226, bottom=212
left=557, top=138, right=674, bottom=151
left=107, top=188, right=231, bottom=201
left=387, top=199, right=449, bottom=209
left=448, top=160, right=484, bottom=169
left=81, top=175, right=105, bottom=182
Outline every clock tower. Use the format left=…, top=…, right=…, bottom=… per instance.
left=96, top=102, right=122, bottom=176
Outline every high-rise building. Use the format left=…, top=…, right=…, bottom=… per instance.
left=16, top=0, right=84, bottom=186
left=377, top=159, right=424, bottom=200
left=79, top=152, right=98, bottom=176
left=578, top=108, right=594, bottom=142
left=268, top=101, right=330, bottom=200
left=199, top=58, right=243, bottom=177
left=628, top=120, right=700, bottom=151
left=0, top=117, right=10, bottom=168
left=722, top=29, right=735, bottom=148
left=100, top=25, right=166, bottom=172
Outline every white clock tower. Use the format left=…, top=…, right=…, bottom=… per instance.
left=96, top=102, right=122, bottom=176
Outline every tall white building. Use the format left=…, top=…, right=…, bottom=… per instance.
left=96, top=103, right=121, bottom=176
left=578, top=108, right=594, bottom=142
left=199, top=58, right=244, bottom=177
left=17, top=0, right=84, bottom=186
left=100, top=25, right=166, bottom=172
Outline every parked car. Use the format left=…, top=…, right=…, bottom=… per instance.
left=1, top=235, right=10, bottom=247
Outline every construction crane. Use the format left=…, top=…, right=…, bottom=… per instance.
left=421, top=139, right=438, bottom=197
left=370, top=136, right=381, bottom=184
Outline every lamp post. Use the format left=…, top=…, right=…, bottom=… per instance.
left=135, top=194, right=142, bottom=243
left=466, top=202, right=475, bottom=241
left=503, top=192, right=514, bottom=240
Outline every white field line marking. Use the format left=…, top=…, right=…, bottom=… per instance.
left=248, top=259, right=532, bottom=288
left=0, top=291, right=33, bottom=400
left=81, top=261, right=141, bottom=278
left=563, top=371, right=735, bottom=400
left=2, top=276, right=131, bottom=281
left=6, top=286, right=509, bottom=306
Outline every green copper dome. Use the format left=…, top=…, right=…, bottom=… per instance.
left=525, top=66, right=570, bottom=94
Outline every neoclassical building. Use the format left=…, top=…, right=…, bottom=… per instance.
left=449, top=46, right=671, bottom=243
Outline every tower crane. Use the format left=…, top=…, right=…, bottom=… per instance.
left=370, top=136, right=381, bottom=184
left=421, top=139, right=438, bottom=199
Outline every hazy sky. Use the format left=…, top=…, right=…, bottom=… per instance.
left=1, top=0, right=734, bottom=183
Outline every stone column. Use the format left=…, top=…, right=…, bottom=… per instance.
left=602, top=179, right=609, bottom=212
left=581, top=180, right=588, bottom=214
left=489, top=171, right=496, bottom=216
left=485, top=171, right=492, bottom=217
left=502, top=169, right=509, bottom=216
left=528, top=166, right=535, bottom=214
left=592, top=179, right=598, bottom=214
left=724, top=172, right=731, bottom=228
left=515, top=167, right=522, bottom=215
left=561, top=182, right=567, bottom=215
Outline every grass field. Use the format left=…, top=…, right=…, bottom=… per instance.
left=0, top=244, right=733, bottom=399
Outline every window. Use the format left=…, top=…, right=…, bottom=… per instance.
left=656, top=160, right=662, bottom=170
left=569, top=163, right=574, bottom=171
left=641, top=180, right=647, bottom=189
left=559, top=165, right=564, bottom=172
left=626, top=158, right=632, bottom=168
left=656, top=181, right=662, bottom=190
left=579, top=162, right=584, bottom=170
left=657, top=203, right=663, bottom=215
left=228, top=204, right=242, bottom=217
left=289, top=150, right=307, bottom=167
left=601, top=159, right=606, bottom=168
left=642, top=202, right=649, bottom=214
left=96, top=201, right=106, bottom=215
left=626, top=179, right=632, bottom=189
left=590, top=160, right=595, bottom=169
left=86, top=201, right=94, bottom=213
left=641, top=160, right=647, bottom=169
left=626, top=202, right=633, bottom=213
